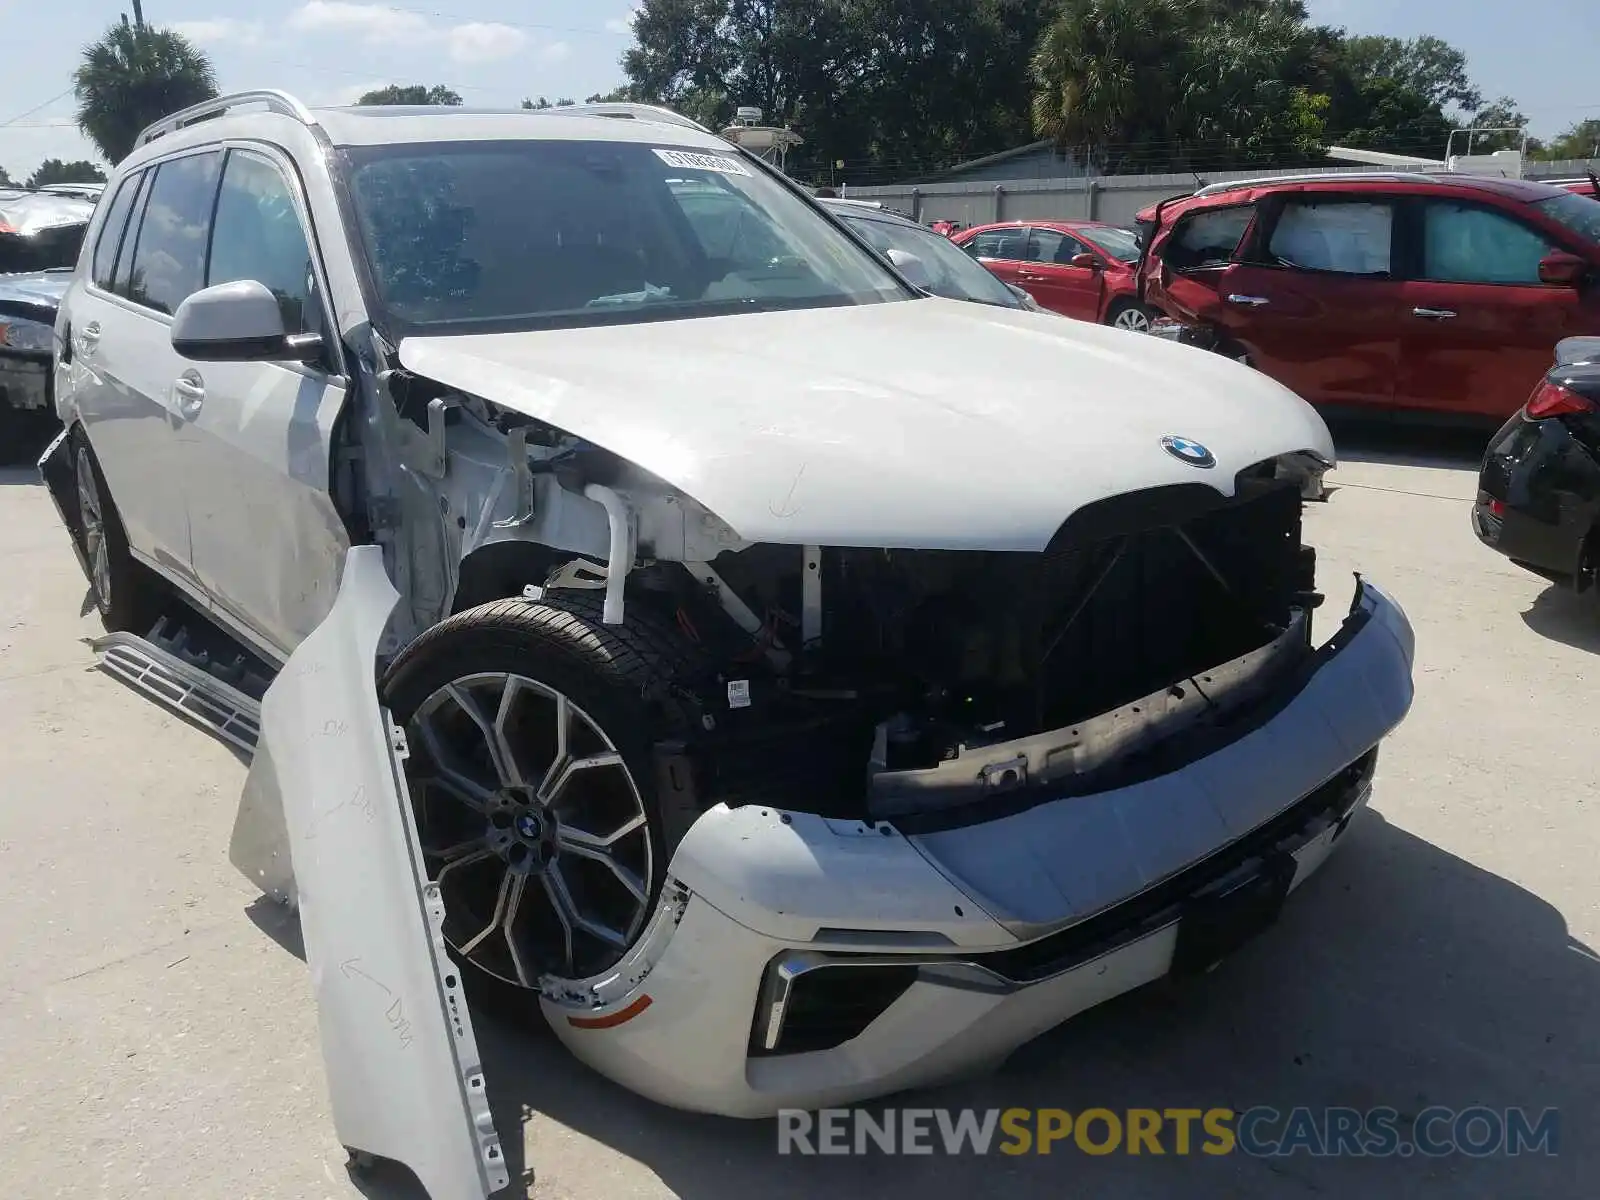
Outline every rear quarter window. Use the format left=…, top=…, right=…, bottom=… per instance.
left=91, top=172, right=142, bottom=290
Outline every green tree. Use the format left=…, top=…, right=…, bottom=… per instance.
left=1179, top=4, right=1331, bottom=166
left=0, top=167, right=13, bottom=188
left=619, top=0, right=1050, bottom=182
left=1341, top=34, right=1481, bottom=113
left=1031, top=0, right=1189, bottom=171
left=1543, top=119, right=1600, bottom=162
left=1031, top=0, right=1329, bottom=171
left=1329, top=76, right=1454, bottom=154
left=1460, top=96, right=1533, bottom=153
left=73, top=18, right=219, bottom=165
left=357, top=84, right=463, bottom=106
left=25, top=159, right=107, bottom=188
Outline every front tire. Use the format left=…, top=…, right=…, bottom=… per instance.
left=1106, top=300, right=1153, bottom=333
left=380, top=593, right=701, bottom=1006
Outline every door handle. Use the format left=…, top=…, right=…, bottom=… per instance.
left=173, top=371, right=205, bottom=419
left=1412, top=307, right=1458, bottom=320
left=77, top=322, right=100, bottom=354
left=1226, top=294, right=1271, bottom=307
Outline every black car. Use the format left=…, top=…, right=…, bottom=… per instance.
left=1, top=190, right=92, bottom=461
left=1474, top=337, right=1600, bottom=590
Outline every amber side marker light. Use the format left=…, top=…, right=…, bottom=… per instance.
left=568, top=995, right=653, bottom=1029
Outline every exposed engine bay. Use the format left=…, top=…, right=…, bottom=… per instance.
left=357, top=366, right=1324, bottom=830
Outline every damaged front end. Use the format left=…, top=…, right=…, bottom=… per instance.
left=213, top=330, right=1404, bottom=1122
left=642, top=463, right=1329, bottom=836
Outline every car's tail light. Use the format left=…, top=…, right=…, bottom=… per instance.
left=0, top=221, right=15, bottom=234
left=1525, top=381, right=1595, bottom=419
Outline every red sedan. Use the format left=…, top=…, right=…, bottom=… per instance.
left=950, top=220, right=1152, bottom=329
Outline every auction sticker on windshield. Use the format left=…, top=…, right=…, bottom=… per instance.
left=653, top=148, right=752, bottom=176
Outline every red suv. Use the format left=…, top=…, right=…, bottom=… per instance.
left=951, top=220, right=1151, bottom=329
left=1137, top=174, right=1600, bottom=421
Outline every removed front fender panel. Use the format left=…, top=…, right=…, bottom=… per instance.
left=240, top=545, right=509, bottom=1199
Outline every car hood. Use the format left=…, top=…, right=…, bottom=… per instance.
left=0, top=268, right=71, bottom=323
left=397, top=298, right=1334, bottom=550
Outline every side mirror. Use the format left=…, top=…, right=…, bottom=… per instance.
left=1006, top=283, right=1045, bottom=312
left=1539, top=251, right=1588, bottom=287
left=885, top=247, right=933, bottom=290
left=171, top=279, right=322, bottom=363
left=1070, top=252, right=1101, bottom=270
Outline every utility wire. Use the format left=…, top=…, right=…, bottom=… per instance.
left=0, top=86, right=76, bottom=129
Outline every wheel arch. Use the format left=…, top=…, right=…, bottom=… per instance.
left=450, top=539, right=579, bottom=614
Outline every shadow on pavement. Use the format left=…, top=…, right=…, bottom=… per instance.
left=245, top=893, right=305, bottom=961
left=1521, top=585, right=1600, bottom=654
left=463, top=807, right=1594, bottom=1200
left=1326, top=418, right=1491, bottom=471
left=0, top=412, right=58, bottom=472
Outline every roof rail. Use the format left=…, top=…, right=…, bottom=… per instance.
left=551, top=103, right=713, bottom=136
left=1194, top=170, right=1445, bottom=197
left=134, top=89, right=317, bottom=149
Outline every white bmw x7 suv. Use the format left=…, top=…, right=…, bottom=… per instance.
left=41, top=91, right=1412, bottom=1197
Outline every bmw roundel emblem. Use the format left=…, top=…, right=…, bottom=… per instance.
left=1160, top=436, right=1216, bottom=469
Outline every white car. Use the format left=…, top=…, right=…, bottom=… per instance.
left=41, top=92, right=1413, bottom=1197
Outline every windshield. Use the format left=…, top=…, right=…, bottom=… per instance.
left=835, top=210, right=1021, bottom=308
left=1535, top=191, right=1600, bottom=246
left=339, top=139, right=908, bottom=334
left=1079, top=225, right=1141, bottom=263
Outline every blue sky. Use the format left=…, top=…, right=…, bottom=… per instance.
left=1, top=0, right=1595, bottom=181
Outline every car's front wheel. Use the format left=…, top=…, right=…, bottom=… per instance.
left=380, top=594, right=700, bottom=1003
left=1106, top=300, right=1153, bottom=333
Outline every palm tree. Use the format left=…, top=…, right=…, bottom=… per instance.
left=1030, top=0, right=1192, bottom=173
left=74, top=18, right=218, bottom=165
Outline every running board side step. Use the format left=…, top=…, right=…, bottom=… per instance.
left=92, top=632, right=263, bottom=754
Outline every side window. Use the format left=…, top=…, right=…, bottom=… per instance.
left=112, top=171, right=154, bottom=298
left=1266, top=199, right=1393, bottom=276
left=208, top=151, right=317, bottom=335
left=967, top=230, right=1026, bottom=261
left=126, top=151, right=222, bottom=315
left=1025, top=228, right=1088, bottom=265
left=90, top=172, right=141, bottom=290
left=1421, top=202, right=1557, bottom=286
left=1165, top=206, right=1253, bottom=272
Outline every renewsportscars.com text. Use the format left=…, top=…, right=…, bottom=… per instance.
left=776, top=1106, right=1560, bottom=1158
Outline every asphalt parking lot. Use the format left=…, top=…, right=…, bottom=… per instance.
left=1, top=426, right=1596, bottom=1200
